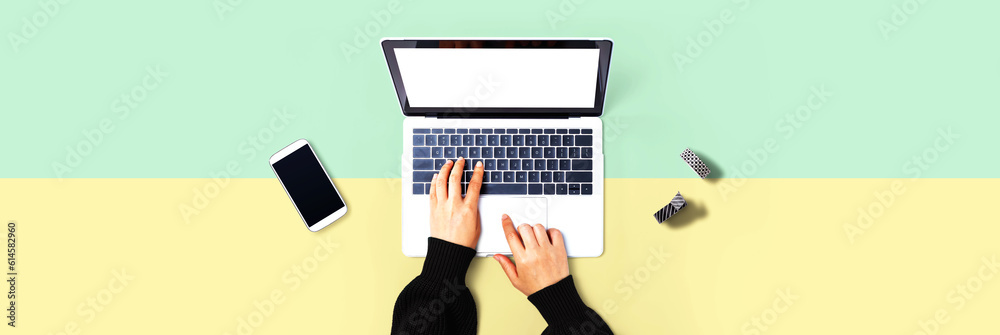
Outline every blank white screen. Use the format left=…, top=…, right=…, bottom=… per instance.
left=394, top=48, right=600, bottom=108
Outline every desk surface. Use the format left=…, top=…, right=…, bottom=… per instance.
left=4, top=178, right=997, bottom=334
left=1, top=0, right=998, bottom=179
left=2, top=0, right=999, bottom=333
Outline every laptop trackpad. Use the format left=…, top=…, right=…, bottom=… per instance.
left=476, top=197, right=548, bottom=254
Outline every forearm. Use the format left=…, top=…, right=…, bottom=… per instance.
left=391, top=237, right=478, bottom=335
left=530, top=276, right=613, bottom=335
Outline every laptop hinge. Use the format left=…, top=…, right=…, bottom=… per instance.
left=429, top=113, right=574, bottom=119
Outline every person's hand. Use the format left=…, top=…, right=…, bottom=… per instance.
left=429, top=157, right=485, bottom=249
left=493, top=214, right=570, bottom=296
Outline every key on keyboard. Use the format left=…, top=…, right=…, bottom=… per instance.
left=410, top=128, right=595, bottom=195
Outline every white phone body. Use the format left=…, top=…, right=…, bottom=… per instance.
left=269, top=139, right=348, bottom=232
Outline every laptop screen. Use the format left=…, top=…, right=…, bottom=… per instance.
left=382, top=39, right=613, bottom=117
left=394, top=48, right=600, bottom=108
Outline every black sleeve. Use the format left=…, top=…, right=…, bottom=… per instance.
left=391, top=237, right=478, bottom=335
left=529, top=276, right=613, bottom=335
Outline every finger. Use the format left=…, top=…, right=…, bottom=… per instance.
left=436, top=160, right=452, bottom=200
left=548, top=228, right=565, bottom=250
left=502, top=214, right=524, bottom=255
left=465, top=161, right=485, bottom=206
left=493, top=254, right=518, bottom=285
left=533, top=224, right=549, bottom=246
left=518, top=223, right=538, bottom=247
left=429, top=173, right=438, bottom=206
left=449, top=157, right=465, bottom=200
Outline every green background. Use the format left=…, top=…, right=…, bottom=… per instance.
left=2, top=0, right=997, bottom=178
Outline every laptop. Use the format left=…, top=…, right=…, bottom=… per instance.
left=383, top=38, right=613, bottom=257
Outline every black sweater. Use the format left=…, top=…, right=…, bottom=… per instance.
left=391, top=238, right=613, bottom=334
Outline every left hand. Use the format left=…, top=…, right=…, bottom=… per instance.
left=429, top=157, right=485, bottom=249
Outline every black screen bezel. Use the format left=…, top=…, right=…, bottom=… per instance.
left=381, top=39, right=613, bottom=118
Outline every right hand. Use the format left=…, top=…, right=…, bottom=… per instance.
left=493, top=214, right=570, bottom=296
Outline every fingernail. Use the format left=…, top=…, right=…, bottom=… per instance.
left=432, top=173, right=438, bottom=179
left=502, top=214, right=509, bottom=220
left=458, top=156, right=464, bottom=161
left=476, top=161, right=483, bottom=167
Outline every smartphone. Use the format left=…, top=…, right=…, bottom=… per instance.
left=269, top=139, right=347, bottom=231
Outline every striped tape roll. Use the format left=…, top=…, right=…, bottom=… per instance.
left=654, top=192, right=687, bottom=223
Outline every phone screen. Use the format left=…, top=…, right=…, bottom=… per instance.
left=273, top=144, right=345, bottom=226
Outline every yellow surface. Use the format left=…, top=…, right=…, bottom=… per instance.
left=3, top=178, right=999, bottom=334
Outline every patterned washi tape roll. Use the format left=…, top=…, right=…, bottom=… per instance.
left=680, top=148, right=711, bottom=179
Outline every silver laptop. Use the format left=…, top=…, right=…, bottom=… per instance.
left=384, top=38, right=612, bottom=257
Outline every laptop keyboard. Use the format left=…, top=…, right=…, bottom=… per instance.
left=411, top=128, right=594, bottom=195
